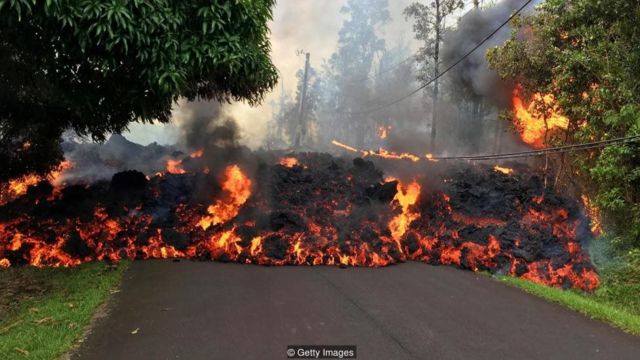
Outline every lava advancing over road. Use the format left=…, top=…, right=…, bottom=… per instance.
left=0, top=152, right=599, bottom=291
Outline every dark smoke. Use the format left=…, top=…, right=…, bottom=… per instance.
left=176, top=100, right=241, bottom=150
left=441, top=0, right=539, bottom=108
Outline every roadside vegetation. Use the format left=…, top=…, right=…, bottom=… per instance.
left=499, top=266, right=640, bottom=336
left=0, top=262, right=129, bottom=359
left=487, top=0, right=640, bottom=331
left=0, top=0, right=278, bottom=181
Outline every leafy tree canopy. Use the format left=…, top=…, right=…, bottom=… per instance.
left=487, top=0, right=640, bottom=250
left=0, top=0, right=278, bottom=180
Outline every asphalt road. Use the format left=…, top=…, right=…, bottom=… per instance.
left=73, top=261, right=640, bottom=360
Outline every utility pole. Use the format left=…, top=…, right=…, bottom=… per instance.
left=294, top=52, right=310, bottom=149
left=429, top=0, right=441, bottom=153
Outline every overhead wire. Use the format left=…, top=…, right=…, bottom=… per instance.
left=331, top=135, right=640, bottom=161
left=342, top=0, right=535, bottom=116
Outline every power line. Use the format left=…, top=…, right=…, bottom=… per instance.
left=347, top=54, right=417, bottom=84
left=346, top=0, right=479, bottom=86
left=345, top=0, right=535, bottom=116
left=331, top=135, right=640, bottom=161
left=432, top=135, right=640, bottom=161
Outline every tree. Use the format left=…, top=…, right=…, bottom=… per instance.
left=270, top=63, right=321, bottom=148
left=323, top=0, right=389, bottom=147
left=0, top=0, right=278, bottom=181
left=487, top=0, right=640, bottom=250
left=404, top=0, right=464, bottom=152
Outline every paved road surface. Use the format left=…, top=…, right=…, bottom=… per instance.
left=73, top=261, right=640, bottom=360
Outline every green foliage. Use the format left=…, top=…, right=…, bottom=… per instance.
left=596, top=249, right=640, bottom=313
left=487, top=0, right=640, bottom=251
left=0, top=261, right=129, bottom=359
left=323, top=0, right=390, bottom=146
left=0, top=0, right=278, bottom=180
left=404, top=0, right=464, bottom=83
left=499, top=274, right=640, bottom=335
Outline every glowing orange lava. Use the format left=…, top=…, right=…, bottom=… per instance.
left=279, top=157, right=299, bottom=168
left=389, top=180, right=421, bottom=246
left=198, top=165, right=252, bottom=230
left=166, top=159, right=186, bottom=174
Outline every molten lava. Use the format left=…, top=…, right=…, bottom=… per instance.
left=512, top=86, right=569, bottom=148
left=0, top=161, right=75, bottom=205
left=166, top=149, right=204, bottom=174
left=0, top=154, right=600, bottom=291
left=389, top=180, right=421, bottom=246
left=166, top=159, right=186, bottom=175
left=279, top=157, right=299, bottom=168
left=197, top=165, right=252, bottom=230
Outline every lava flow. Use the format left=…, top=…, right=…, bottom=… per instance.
left=0, top=153, right=600, bottom=291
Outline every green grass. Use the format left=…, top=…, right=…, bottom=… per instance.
left=497, top=275, right=640, bottom=336
left=0, top=262, right=129, bottom=360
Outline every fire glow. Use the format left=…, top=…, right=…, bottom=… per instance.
left=0, top=154, right=600, bottom=291
left=512, top=86, right=569, bottom=148
left=377, top=126, right=391, bottom=139
left=279, top=157, right=299, bottom=168
left=0, top=161, right=74, bottom=206
left=494, top=166, right=514, bottom=175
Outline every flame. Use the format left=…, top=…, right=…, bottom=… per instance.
left=581, top=195, right=602, bottom=236
left=363, top=148, right=420, bottom=162
left=0, top=157, right=601, bottom=291
left=279, top=157, right=299, bottom=168
left=198, top=165, right=252, bottom=230
left=7, top=174, right=40, bottom=197
left=494, top=166, right=514, bottom=175
left=48, top=160, right=74, bottom=187
left=190, top=149, right=204, bottom=158
left=377, top=126, right=391, bottom=139
left=0, top=160, right=74, bottom=205
left=166, top=159, right=186, bottom=174
left=389, top=180, right=421, bottom=246
left=512, top=86, right=569, bottom=148
left=425, top=153, right=439, bottom=162
left=331, top=140, right=359, bottom=153
left=332, top=140, right=421, bottom=162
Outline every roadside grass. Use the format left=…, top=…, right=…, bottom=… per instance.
left=0, top=261, right=129, bottom=360
left=497, top=274, right=640, bottom=336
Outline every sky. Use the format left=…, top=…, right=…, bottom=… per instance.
left=125, top=0, right=419, bottom=148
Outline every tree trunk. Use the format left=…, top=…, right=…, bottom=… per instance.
left=430, top=0, right=441, bottom=153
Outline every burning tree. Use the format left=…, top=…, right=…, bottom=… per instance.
left=487, top=0, right=640, bottom=252
left=0, top=0, right=278, bottom=181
